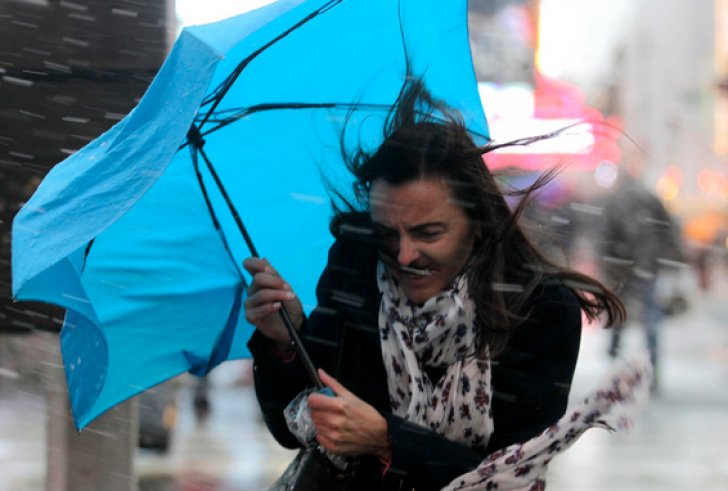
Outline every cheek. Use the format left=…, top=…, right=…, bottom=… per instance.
left=425, top=242, right=469, bottom=269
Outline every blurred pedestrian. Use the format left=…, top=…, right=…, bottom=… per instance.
left=597, top=168, right=685, bottom=392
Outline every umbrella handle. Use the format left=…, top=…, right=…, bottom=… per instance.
left=278, top=306, right=324, bottom=390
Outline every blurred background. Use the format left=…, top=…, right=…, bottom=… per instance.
left=1, top=0, right=726, bottom=490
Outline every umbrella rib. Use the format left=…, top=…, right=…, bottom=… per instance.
left=187, top=131, right=247, bottom=281
left=201, top=102, right=393, bottom=137
left=178, top=102, right=392, bottom=151
left=197, top=0, right=344, bottom=127
left=189, top=128, right=324, bottom=389
left=182, top=103, right=489, bottom=147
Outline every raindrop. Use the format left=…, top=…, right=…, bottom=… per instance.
left=103, top=112, right=125, bottom=121
left=44, top=61, right=72, bottom=74
left=47, top=95, right=76, bottom=105
left=21, top=69, right=47, bottom=77
left=0, top=368, right=20, bottom=380
left=68, top=13, right=95, bottom=21
left=8, top=152, right=34, bottom=160
left=60, top=293, right=90, bottom=304
left=17, top=0, right=49, bottom=5
left=62, top=37, right=90, bottom=48
left=21, top=47, right=51, bottom=56
left=1, top=76, right=33, bottom=88
left=60, top=0, right=88, bottom=11
left=550, top=215, right=570, bottom=225
left=10, top=319, right=34, bottom=330
left=22, top=309, right=48, bottom=319
left=491, top=282, right=524, bottom=293
left=18, top=110, right=45, bottom=119
left=569, top=202, right=602, bottom=215
left=11, top=20, right=39, bottom=29
left=61, top=116, right=89, bottom=123
left=111, top=8, right=138, bottom=18
left=290, top=192, right=325, bottom=204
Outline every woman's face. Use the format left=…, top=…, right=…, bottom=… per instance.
left=369, top=177, right=477, bottom=304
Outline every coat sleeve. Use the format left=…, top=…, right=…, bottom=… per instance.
left=247, top=239, right=348, bottom=449
left=249, top=235, right=489, bottom=489
left=383, top=414, right=488, bottom=490
left=485, top=285, right=582, bottom=453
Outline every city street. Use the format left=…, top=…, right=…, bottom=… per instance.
left=1, top=271, right=727, bottom=491
left=2, top=1, right=727, bottom=491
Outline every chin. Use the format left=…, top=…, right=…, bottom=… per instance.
left=401, top=284, right=441, bottom=305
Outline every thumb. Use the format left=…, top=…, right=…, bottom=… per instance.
left=318, top=368, right=352, bottom=398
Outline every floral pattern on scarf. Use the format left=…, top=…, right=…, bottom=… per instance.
left=442, top=357, right=652, bottom=491
left=377, top=262, right=493, bottom=448
left=376, top=263, right=652, bottom=490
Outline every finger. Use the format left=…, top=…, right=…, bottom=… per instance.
left=243, top=257, right=283, bottom=281
left=246, top=288, right=296, bottom=309
left=260, top=257, right=281, bottom=276
left=242, top=257, right=267, bottom=276
left=318, top=369, right=353, bottom=398
left=243, top=301, right=282, bottom=324
left=307, top=392, right=342, bottom=413
left=310, top=412, right=344, bottom=436
left=248, top=272, right=292, bottom=296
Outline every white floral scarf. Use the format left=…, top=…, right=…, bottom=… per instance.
left=377, top=262, right=652, bottom=491
left=377, top=262, right=494, bottom=448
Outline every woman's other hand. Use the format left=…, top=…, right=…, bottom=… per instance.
left=242, top=257, right=304, bottom=350
left=308, top=369, right=391, bottom=459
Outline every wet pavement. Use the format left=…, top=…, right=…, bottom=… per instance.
left=1, top=271, right=727, bottom=491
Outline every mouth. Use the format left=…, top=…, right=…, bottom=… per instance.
left=398, top=265, right=434, bottom=277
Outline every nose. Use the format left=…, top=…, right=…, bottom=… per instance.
left=397, top=236, right=420, bottom=266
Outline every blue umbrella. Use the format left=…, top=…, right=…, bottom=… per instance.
left=12, top=0, right=488, bottom=429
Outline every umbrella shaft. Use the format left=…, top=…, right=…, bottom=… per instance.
left=187, top=125, right=323, bottom=390
left=279, top=306, right=323, bottom=389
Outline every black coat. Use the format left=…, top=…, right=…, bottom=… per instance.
left=249, top=222, right=582, bottom=491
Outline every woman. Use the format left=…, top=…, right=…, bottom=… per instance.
left=243, top=83, right=625, bottom=490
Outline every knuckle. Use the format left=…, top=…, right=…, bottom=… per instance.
left=330, top=431, right=343, bottom=446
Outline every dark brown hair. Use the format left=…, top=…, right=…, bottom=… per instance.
left=333, top=80, right=625, bottom=356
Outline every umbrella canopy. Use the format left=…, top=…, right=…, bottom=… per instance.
left=12, top=0, right=488, bottom=429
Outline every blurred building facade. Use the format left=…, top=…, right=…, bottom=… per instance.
left=539, top=0, right=726, bottom=223
left=1, top=0, right=175, bottom=333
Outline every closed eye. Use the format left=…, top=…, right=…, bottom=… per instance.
left=411, top=225, right=446, bottom=240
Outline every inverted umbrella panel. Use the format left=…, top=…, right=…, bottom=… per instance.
left=12, top=0, right=487, bottom=428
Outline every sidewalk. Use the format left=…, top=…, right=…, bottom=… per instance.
left=2, top=271, right=727, bottom=491
left=547, top=271, right=728, bottom=490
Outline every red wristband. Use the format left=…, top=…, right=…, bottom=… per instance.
left=379, top=439, right=393, bottom=475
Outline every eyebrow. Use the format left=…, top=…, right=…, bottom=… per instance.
left=372, top=221, right=448, bottom=233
